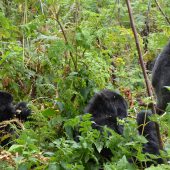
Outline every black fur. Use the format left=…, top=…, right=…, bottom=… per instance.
left=0, top=91, right=31, bottom=146
left=83, top=89, right=128, bottom=160
left=84, top=89, right=128, bottom=135
left=15, top=102, right=31, bottom=121
left=137, top=110, right=164, bottom=167
left=152, top=40, right=170, bottom=114
left=0, top=91, right=15, bottom=121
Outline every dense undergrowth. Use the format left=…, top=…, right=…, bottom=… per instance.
left=0, top=0, right=170, bottom=169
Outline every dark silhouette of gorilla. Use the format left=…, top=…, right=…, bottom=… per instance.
left=0, top=91, right=15, bottom=121
left=152, top=40, right=170, bottom=114
left=15, top=102, right=31, bottom=121
left=84, top=90, right=164, bottom=166
left=84, top=89, right=128, bottom=135
left=83, top=89, right=128, bottom=160
left=137, top=110, right=164, bottom=167
left=0, top=91, right=31, bottom=146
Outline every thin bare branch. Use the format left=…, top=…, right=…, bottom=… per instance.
left=154, top=0, right=170, bottom=25
left=126, top=0, right=152, bottom=97
left=125, top=0, right=163, bottom=150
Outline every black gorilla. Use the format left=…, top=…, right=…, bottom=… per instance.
left=137, top=110, right=164, bottom=167
left=0, top=91, right=31, bottom=146
left=152, top=40, right=170, bottom=114
left=84, top=89, right=128, bottom=135
left=84, top=90, right=163, bottom=166
left=0, top=91, right=15, bottom=121
left=84, top=89, right=128, bottom=160
left=15, top=102, right=31, bottom=121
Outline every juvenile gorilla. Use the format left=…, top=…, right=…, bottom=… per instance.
left=152, top=40, right=170, bottom=114
left=84, top=89, right=128, bottom=135
left=137, top=110, right=164, bottom=167
left=83, top=89, right=128, bottom=160
left=0, top=91, right=31, bottom=146
left=0, top=91, right=15, bottom=121
left=84, top=90, right=163, bottom=167
left=15, top=102, right=32, bottom=121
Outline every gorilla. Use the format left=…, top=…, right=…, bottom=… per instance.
left=15, top=102, right=31, bottom=121
left=0, top=91, right=31, bottom=146
left=152, top=40, right=170, bottom=114
left=0, top=91, right=15, bottom=121
left=83, top=90, right=164, bottom=167
left=137, top=110, right=164, bottom=167
left=83, top=89, right=128, bottom=160
left=84, top=89, right=128, bottom=135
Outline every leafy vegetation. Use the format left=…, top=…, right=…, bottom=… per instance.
left=0, top=0, right=170, bottom=169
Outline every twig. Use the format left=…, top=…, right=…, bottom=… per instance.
left=125, top=0, right=152, bottom=97
left=0, top=119, right=24, bottom=130
left=55, top=17, right=77, bottom=71
left=125, top=0, right=163, bottom=150
left=154, top=0, right=170, bottom=25
left=141, top=0, right=151, bottom=52
left=39, top=0, right=44, bottom=14
left=55, top=18, right=68, bottom=44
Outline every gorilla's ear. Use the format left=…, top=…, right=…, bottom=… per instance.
left=0, top=91, right=13, bottom=104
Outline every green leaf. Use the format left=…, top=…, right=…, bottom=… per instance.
left=42, top=108, right=58, bottom=117
left=9, top=144, right=24, bottom=152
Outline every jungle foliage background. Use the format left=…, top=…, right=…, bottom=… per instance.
left=0, top=0, right=170, bottom=169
